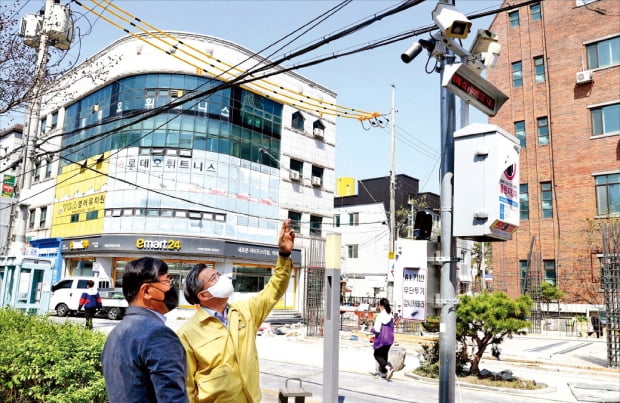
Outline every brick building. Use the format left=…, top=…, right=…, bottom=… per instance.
left=487, top=0, right=619, bottom=306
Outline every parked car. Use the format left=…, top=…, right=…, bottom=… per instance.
left=49, top=277, right=128, bottom=320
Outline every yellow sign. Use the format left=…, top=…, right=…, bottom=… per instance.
left=51, top=153, right=109, bottom=237
left=136, top=238, right=182, bottom=251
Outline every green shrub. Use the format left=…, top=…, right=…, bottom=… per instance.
left=421, top=316, right=440, bottom=332
left=0, top=308, right=107, bottom=403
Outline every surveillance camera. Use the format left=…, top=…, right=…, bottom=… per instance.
left=468, top=30, right=502, bottom=68
left=401, top=42, right=424, bottom=64
left=401, top=38, right=436, bottom=63
left=469, top=29, right=499, bottom=55
left=432, top=3, right=472, bottom=39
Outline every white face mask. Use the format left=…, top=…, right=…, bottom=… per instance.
left=207, top=275, right=234, bottom=299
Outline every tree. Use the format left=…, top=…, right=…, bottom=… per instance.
left=396, top=195, right=429, bottom=239
left=471, top=242, right=492, bottom=292
left=540, top=282, right=564, bottom=320
left=456, top=291, right=532, bottom=375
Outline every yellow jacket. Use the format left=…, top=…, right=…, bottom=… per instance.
left=177, top=256, right=292, bottom=402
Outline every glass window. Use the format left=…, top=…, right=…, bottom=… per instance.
left=595, top=173, right=620, bottom=215
left=530, top=3, right=542, bottom=21
left=509, top=10, right=520, bottom=28
left=86, top=210, right=98, bottom=220
left=33, top=161, right=41, bottom=182
left=60, top=73, right=283, bottom=169
left=291, top=111, right=304, bottom=131
left=591, top=103, right=620, bottom=136
left=233, top=265, right=272, bottom=293
left=520, top=260, right=528, bottom=294
left=349, top=212, right=359, bottom=226
left=512, top=61, right=523, bottom=88
left=288, top=211, right=302, bottom=233
left=534, top=56, right=545, bottom=83
left=70, top=213, right=79, bottom=223
left=51, top=112, right=58, bottom=129
left=541, top=181, right=553, bottom=218
left=587, top=36, right=620, bottom=69
left=347, top=244, right=359, bottom=259
left=311, top=165, right=324, bottom=179
left=334, top=214, right=340, bottom=228
left=28, top=209, right=35, bottom=229
left=310, top=215, right=322, bottom=236
left=289, top=159, right=303, bottom=174
left=537, top=117, right=549, bottom=145
left=39, top=206, right=47, bottom=227
left=514, top=121, right=526, bottom=148
left=45, top=159, right=53, bottom=178
left=520, top=184, right=529, bottom=220
left=543, top=260, right=556, bottom=285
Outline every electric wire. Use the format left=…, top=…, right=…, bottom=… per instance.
left=74, top=0, right=378, bottom=120
left=3, top=1, right=538, bottom=222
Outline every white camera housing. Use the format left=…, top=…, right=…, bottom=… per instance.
left=470, top=29, right=502, bottom=68
left=432, top=3, right=472, bottom=39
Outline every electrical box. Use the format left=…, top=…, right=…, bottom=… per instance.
left=47, top=3, right=74, bottom=50
left=19, top=14, right=43, bottom=48
left=453, top=123, right=520, bottom=241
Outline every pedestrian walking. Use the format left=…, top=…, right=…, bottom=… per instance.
left=591, top=315, right=602, bottom=338
left=78, top=280, right=102, bottom=330
left=372, top=298, right=395, bottom=380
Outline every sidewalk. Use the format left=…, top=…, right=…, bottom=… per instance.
left=255, top=328, right=619, bottom=403
left=164, top=309, right=618, bottom=402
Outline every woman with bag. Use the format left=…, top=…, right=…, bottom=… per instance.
left=372, top=298, right=395, bottom=380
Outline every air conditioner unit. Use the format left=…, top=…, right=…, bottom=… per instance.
left=311, top=176, right=322, bottom=187
left=289, top=170, right=300, bottom=181
left=313, top=128, right=324, bottom=138
left=576, top=70, right=593, bottom=85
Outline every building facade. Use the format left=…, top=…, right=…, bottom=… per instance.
left=334, top=174, right=441, bottom=301
left=3, top=31, right=338, bottom=312
left=487, top=0, right=619, bottom=307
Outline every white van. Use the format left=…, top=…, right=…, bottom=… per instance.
left=49, top=277, right=127, bottom=320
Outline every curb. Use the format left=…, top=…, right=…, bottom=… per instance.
left=403, top=372, right=556, bottom=395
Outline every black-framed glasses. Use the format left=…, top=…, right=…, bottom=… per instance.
left=146, top=279, right=175, bottom=286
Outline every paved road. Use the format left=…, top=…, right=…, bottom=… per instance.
left=52, top=311, right=620, bottom=402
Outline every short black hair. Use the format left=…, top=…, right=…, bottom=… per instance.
left=122, top=257, right=169, bottom=303
left=86, top=280, right=95, bottom=288
left=183, top=263, right=208, bottom=305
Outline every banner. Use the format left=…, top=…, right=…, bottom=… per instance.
left=2, top=175, right=15, bottom=197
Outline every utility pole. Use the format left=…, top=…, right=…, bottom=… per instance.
left=9, top=0, right=54, bottom=256
left=401, top=2, right=509, bottom=402
left=387, top=85, right=397, bottom=301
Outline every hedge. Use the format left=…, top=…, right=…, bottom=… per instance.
left=0, top=308, right=107, bottom=402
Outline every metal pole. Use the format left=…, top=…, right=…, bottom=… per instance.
left=389, top=85, right=396, bottom=256
left=323, top=233, right=342, bottom=403
left=438, top=51, right=457, bottom=403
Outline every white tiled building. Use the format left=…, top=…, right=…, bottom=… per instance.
left=2, top=31, right=337, bottom=313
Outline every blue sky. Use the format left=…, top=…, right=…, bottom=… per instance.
left=8, top=0, right=501, bottom=194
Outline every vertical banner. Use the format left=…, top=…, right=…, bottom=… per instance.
left=402, top=267, right=427, bottom=321
left=2, top=175, right=16, bottom=197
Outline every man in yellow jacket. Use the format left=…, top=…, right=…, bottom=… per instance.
left=177, top=219, right=295, bottom=402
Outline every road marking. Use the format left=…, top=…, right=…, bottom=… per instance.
left=555, top=342, right=592, bottom=354
left=525, top=341, right=567, bottom=352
